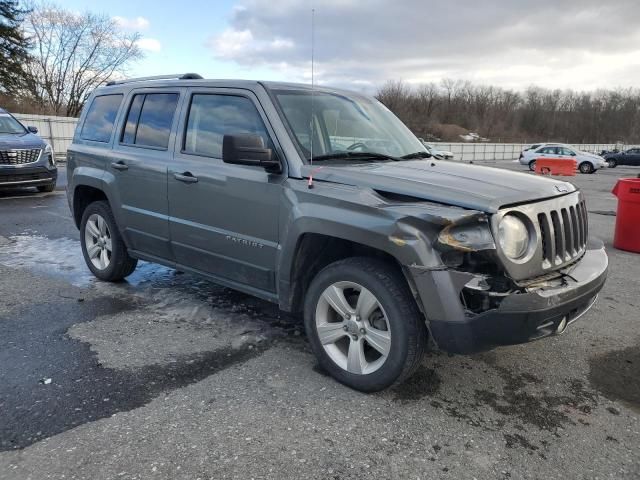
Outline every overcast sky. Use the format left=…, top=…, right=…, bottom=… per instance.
left=61, top=0, right=640, bottom=93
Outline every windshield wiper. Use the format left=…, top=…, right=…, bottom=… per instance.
left=310, top=151, right=401, bottom=162
left=400, top=151, right=432, bottom=159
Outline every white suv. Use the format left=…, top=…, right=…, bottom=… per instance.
left=519, top=144, right=607, bottom=173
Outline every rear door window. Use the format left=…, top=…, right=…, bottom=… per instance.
left=121, top=93, right=180, bottom=149
left=80, top=94, right=123, bottom=143
left=183, top=94, right=271, bottom=158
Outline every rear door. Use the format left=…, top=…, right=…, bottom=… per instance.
left=108, top=88, right=184, bottom=261
left=167, top=88, right=285, bottom=295
left=536, top=146, right=556, bottom=158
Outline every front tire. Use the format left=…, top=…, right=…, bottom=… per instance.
left=80, top=201, right=137, bottom=281
left=607, top=158, right=617, bottom=168
left=304, top=257, right=427, bottom=392
left=579, top=162, right=594, bottom=174
left=528, top=160, right=536, bottom=171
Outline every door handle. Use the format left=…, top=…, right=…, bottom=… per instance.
left=111, top=161, right=128, bottom=171
left=174, top=172, right=198, bottom=184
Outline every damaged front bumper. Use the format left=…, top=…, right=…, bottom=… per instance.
left=408, top=239, right=608, bottom=354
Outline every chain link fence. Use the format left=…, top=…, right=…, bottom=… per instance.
left=13, top=114, right=77, bottom=160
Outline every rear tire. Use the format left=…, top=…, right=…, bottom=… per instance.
left=37, top=182, right=56, bottom=193
left=80, top=201, right=137, bottom=281
left=579, top=162, right=594, bottom=174
left=528, top=160, right=536, bottom=171
left=304, top=257, right=428, bottom=392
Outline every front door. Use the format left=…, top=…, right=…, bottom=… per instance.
left=167, top=89, right=284, bottom=295
left=627, top=148, right=640, bottom=166
left=109, top=89, right=183, bottom=261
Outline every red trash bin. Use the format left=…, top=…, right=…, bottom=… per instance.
left=612, top=178, right=640, bottom=253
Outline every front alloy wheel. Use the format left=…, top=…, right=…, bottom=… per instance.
left=315, top=281, right=391, bottom=375
left=304, top=257, right=427, bottom=392
left=579, top=162, right=594, bottom=174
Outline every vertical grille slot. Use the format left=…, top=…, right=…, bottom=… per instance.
left=581, top=200, right=588, bottom=244
left=550, top=210, right=565, bottom=263
left=569, top=205, right=580, bottom=252
left=537, top=213, right=553, bottom=264
left=561, top=208, right=574, bottom=257
left=575, top=202, right=584, bottom=247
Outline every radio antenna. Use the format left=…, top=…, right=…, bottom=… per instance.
left=310, top=8, right=315, bottom=166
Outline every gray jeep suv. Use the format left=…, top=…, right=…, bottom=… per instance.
left=0, top=108, right=57, bottom=192
left=66, top=74, right=608, bottom=391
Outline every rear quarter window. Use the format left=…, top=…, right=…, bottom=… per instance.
left=80, top=94, right=123, bottom=143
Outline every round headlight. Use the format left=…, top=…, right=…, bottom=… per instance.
left=498, top=215, right=529, bottom=259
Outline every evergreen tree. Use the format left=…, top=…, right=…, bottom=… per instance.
left=0, top=0, right=31, bottom=94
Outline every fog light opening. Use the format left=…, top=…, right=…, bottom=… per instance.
left=556, top=317, right=568, bottom=335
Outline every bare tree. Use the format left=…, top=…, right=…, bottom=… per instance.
left=376, top=79, right=640, bottom=144
left=23, top=2, right=142, bottom=116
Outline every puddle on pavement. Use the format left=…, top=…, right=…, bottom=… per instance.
left=0, top=235, right=294, bottom=450
left=392, top=364, right=442, bottom=402
left=0, top=234, right=301, bottom=359
left=1, top=295, right=268, bottom=451
left=588, top=344, right=640, bottom=412
left=0, top=234, right=94, bottom=286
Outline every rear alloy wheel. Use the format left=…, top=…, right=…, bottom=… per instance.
left=80, top=201, right=137, bottom=281
left=528, top=160, right=536, bottom=171
left=304, top=257, right=427, bottom=392
left=84, top=213, right=113, bottom=271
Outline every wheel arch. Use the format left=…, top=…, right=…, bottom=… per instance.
left=278, top=228, right=420, bottom=315
left=72, top=184, right=110, bottom=229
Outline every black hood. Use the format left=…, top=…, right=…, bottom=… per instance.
left=0, top=132, right=46, bottom=150
left=302, top=160, right=577, bottom=213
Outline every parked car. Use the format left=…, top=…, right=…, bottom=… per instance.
left=67, top=75, right=608, bottom=392
left=519, top=144, right=607, bottom=173
left=518, top=143, right=562, bottom=162
left=0, top=108, right=57, bottom=192
left=422, top=142, right=454, bottom=160
left=603, top=147, right=640, bottom=168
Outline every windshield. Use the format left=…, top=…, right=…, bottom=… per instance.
left=272, top=89, right=426, bottom=162
left=0, top=112, right=27, bottom=134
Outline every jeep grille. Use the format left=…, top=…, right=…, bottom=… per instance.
left=537, top=200, right=588, bottom=270
left=492, top=191, right=588, bottom=281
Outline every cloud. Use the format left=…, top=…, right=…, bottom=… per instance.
left=114, top=16, right=150, bottom=30
left=211, top=28, right=294, bottom=60
left=136, top=38, right=162, bottom=53
left=208, top=0, right=640, bottom=92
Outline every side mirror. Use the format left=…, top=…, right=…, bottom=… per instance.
left=27, top=126, right=38, bottom=134
left=222, top=134, right=281, bottom=173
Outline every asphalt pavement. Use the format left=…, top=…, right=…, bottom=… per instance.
left=0, top=162, right=638, bottom=479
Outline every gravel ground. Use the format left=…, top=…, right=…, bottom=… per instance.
left=0, top=163, right=638, bottom=479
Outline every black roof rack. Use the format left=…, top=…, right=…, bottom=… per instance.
left=106, top=73, right=203, bottom=86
